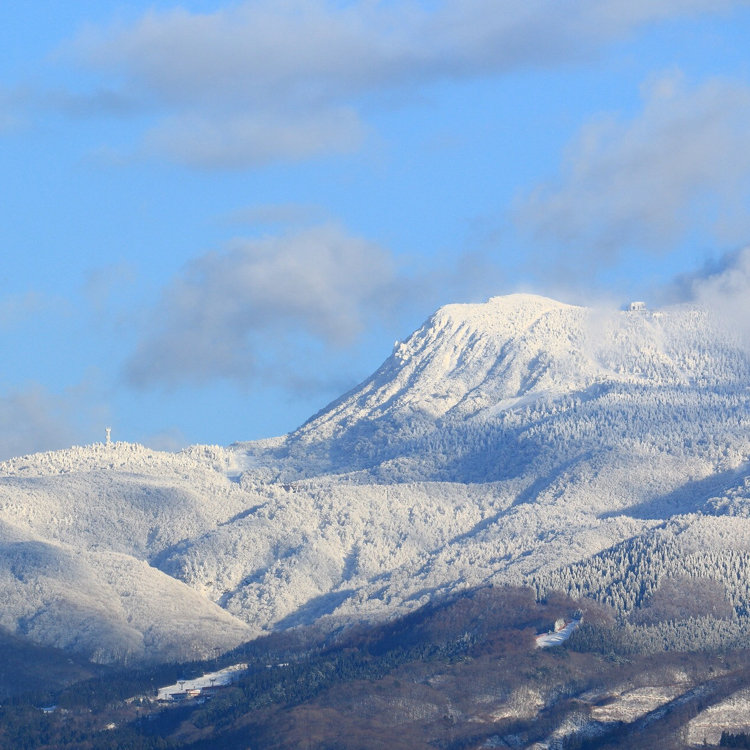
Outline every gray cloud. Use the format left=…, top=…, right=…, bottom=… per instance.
left=125, top=224, right=414, bottom=387
left=44, top=88, right=145, bottom=118
left=664, top=246, right=750, bottom=345
left=143, top=108, right=364, bottom=169
left=515, top=73, right=750, bottom=272
left=0, top=384, right=107, bottom=461
left=64, top=0, right=746, bottom=167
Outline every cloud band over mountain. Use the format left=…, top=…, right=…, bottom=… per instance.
left=61, top=0, right=746, bottom=167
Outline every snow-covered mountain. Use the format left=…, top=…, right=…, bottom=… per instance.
left=266, top=294, right=749, bottom=481
left=297, top=294, right=735, bottom=435
left=2, top=293, right=750, bottom=664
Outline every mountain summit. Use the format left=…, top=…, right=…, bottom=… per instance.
left=277, top=294, right=749, bottom=479
left=299, top=294, right=744, bottom=433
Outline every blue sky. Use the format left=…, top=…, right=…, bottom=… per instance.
left=2, top=1, right=750, bottom=457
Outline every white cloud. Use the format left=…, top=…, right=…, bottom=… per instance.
left=125, top=224, right=414, bottom=387
left=123, top=219, right=514, bottom=391
left=515, top=73, right=750, bottom=270
left=64, top=0, right=747, bottom=167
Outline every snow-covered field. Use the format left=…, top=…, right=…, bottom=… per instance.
left=686, top=687, right=750, bottom=745
left=588, top=684, right=688, bottom=724
left=1, top=294, right=750, bottom=664
left=156, top=663, right=248, bottom=701
left=535, top=619, right=581, bottom=648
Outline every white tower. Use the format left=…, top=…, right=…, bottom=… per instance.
left=105, top=427, right=112, bottom=446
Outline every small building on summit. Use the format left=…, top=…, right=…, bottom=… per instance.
left=627, top=301, right=647, bottom=312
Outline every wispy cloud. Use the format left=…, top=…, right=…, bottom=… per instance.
left=515, top=73, right=750, bottom=274
left=0, top=87, right=28, bottom=135
left=82, top=263, right=138, bottom=314
left=0, top=110, right=20, bottom=134
left=61, top=0, right=746, bottom=167
left=142, top=108, right=364, bottom=169
left=140, top=427, right=189, bottom=453
left=124, top=224, right=415, bottom=387
left=220, top=203, right=328, bottom=229
left=0, top=292, right=53, bottom=330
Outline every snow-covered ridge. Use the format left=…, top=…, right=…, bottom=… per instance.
left=0, top=441, right=241, bottom=478
left=0, top=441, right=256, bottom=663
left=292, top=294, right=747, bottom=445
left=0, top=441, right=254, bottom=560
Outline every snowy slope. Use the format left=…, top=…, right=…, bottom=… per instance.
left=0, top=517, right=252, bottom=663
left=0, top=442, right=251, bottom=559
left=191, top=296, right=750, bottom=626
left=0, top=443, right=254, bottom=662
left=293, top=295, right=745, bottom=435
left=2, top=294, right=750, bottom=663
left=267, top=295, right=750, bottom=480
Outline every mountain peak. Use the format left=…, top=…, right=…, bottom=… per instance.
left=487, top=291, right=573, bottom=308
left=429, top=293, right=576, bottom=335
left=292, top=295, right=749, bottom=448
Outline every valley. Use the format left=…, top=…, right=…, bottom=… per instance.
left=3, top=585, right=750, bottom=748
